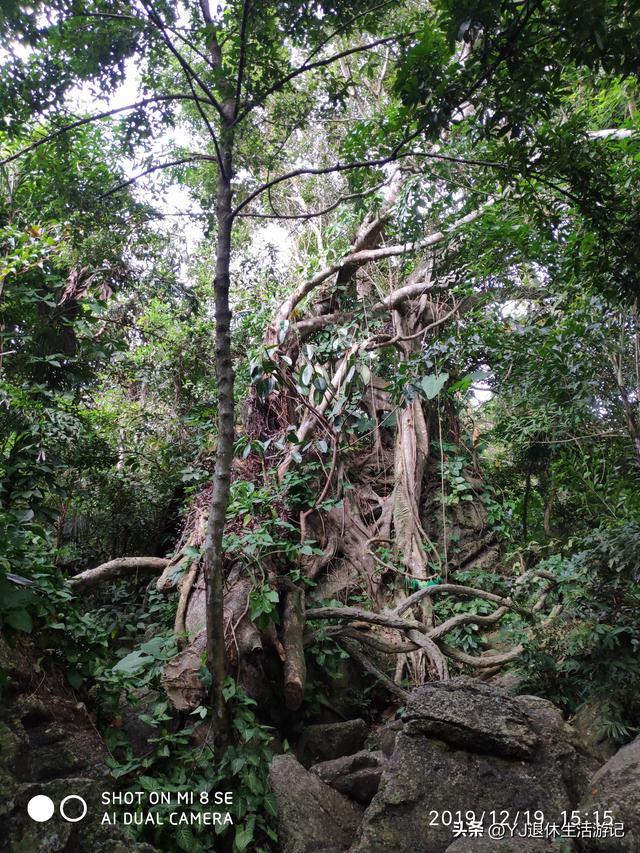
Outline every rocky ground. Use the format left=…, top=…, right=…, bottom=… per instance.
left=2, top=640, right=638, bottom=853
left=269, top=678, right=640, bottom=853
left=0, top=639, right=155, bottom=853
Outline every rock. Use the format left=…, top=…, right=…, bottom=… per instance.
left=579, top=736, right=640, bottom=852
left=445, top=840, right=563, bottom=852
left=269, top=754, right=363, bottom=853
left=298, top=719, right=369, bottom=767
left=486, top=670, right=522, bottom=694
left=516, top=694, right=597, bottom=805
left=350, top=679, right=598, bottom=853
left=311, top=750, right=387, bottom=805
left=402, top=677, right=539, bottom=759
left=369, top=719, right=402, bottom=757
left=0, top=641, right=159, bottom=852
left=572, top=701, right=618, bottom=763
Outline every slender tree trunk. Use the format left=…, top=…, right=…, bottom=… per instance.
left=203, top=128, right=235, bottom=738
left=522, top=463, right=532, bottom=542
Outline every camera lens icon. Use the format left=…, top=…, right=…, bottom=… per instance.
left=27, top=794, right=88, bottom=823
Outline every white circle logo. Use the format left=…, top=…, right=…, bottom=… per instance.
left=27, top=795, right=55, bottom=822
left=59, top=795, right=88, bottom=823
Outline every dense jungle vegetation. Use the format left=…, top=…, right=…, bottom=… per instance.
left=1, top=0, right=640, bottom=850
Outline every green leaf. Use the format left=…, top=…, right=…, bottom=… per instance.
left=420, top=373, right=449, bottom=399
left=5, top=608, right=33, bottom=633
left=113, top=650, right=149, bottom=674
left=235, top=823, right=255, bottom=851
left=67, top=670, right=83, bottom=689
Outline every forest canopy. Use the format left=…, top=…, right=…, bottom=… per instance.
left=1, top=1, right=640, bottom=851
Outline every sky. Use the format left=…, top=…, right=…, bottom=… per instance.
left=1, top=23, right=489, bottom=402
left=70, top=58, right=291, bottom=274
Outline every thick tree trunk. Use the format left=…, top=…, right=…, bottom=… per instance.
left=203, top=129, right=235, bottom=738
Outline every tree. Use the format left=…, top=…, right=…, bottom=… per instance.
left=2, top=0, right=639, bottom=738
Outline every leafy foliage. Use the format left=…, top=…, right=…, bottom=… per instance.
left=518, top=524, right=640, bottom=742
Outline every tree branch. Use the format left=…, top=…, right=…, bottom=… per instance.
left=237, top=179, right=387, bottom=220
left=236, top=34, right=405, bottom=121
left=340, top=637, right=409, bottom=701
left=0, top=96, right=213, bottom=167
left=306, top=605, right=426, bottom=634
left=279, top=198, right=495, bottom=330
left=234, top=0, right=252, bottom=117
left=393, top=582, right=524, bottom=617
left=440, top=642, right=523, bottom=668
left=140, top=0, right=226, bottom=121
left=99, top=155, right=216, bottom=199
left=68, top=557, right=169, bottom=592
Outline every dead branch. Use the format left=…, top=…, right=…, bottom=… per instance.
left=68, top=557, right=169, bottom=591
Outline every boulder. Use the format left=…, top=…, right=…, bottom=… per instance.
left=445, top=840, right=563, bottom=852
left=269, top=754, right=363, bottom=853
left=311, top=750, right=387, bottom=804
left=297, top=719, right=369, bottom=767
left=369, top=719, right=402, bottom=757
left=579, top=736, right=640, bottom=852
left=350, top=679, right=598, bottom=853
left=572, top=702, right=618, bottom=763
left=402, top=677, right=539, bottom=759
left=486, top=670, right=522, bottom=694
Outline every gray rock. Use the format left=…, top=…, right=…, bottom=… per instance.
left=487, top=670, right=522, bottom=694
left=445, top=840, right=567, bottom=852
left=311, top=750, right=386, bottom=804
left=517, top=694, right=597, bottom=804
left=403, top=677, right=539, bottom=759
left=369, top=719, right=402, bottom=757
left=298, top=719, right=369, bottom=767
left=572, top=701, right=618, bottom=763
left=0, top=680, right=159, bottom=851
left=579, top=736, right=640, bottom=852
left=350, top=679, right=598, bottom=853
left=269, top=754, right=363, bottom=853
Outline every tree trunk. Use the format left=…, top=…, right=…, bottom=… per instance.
left=203, top=129, right=235, bottom=738
left=283, top=585, right=306, bottom=711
